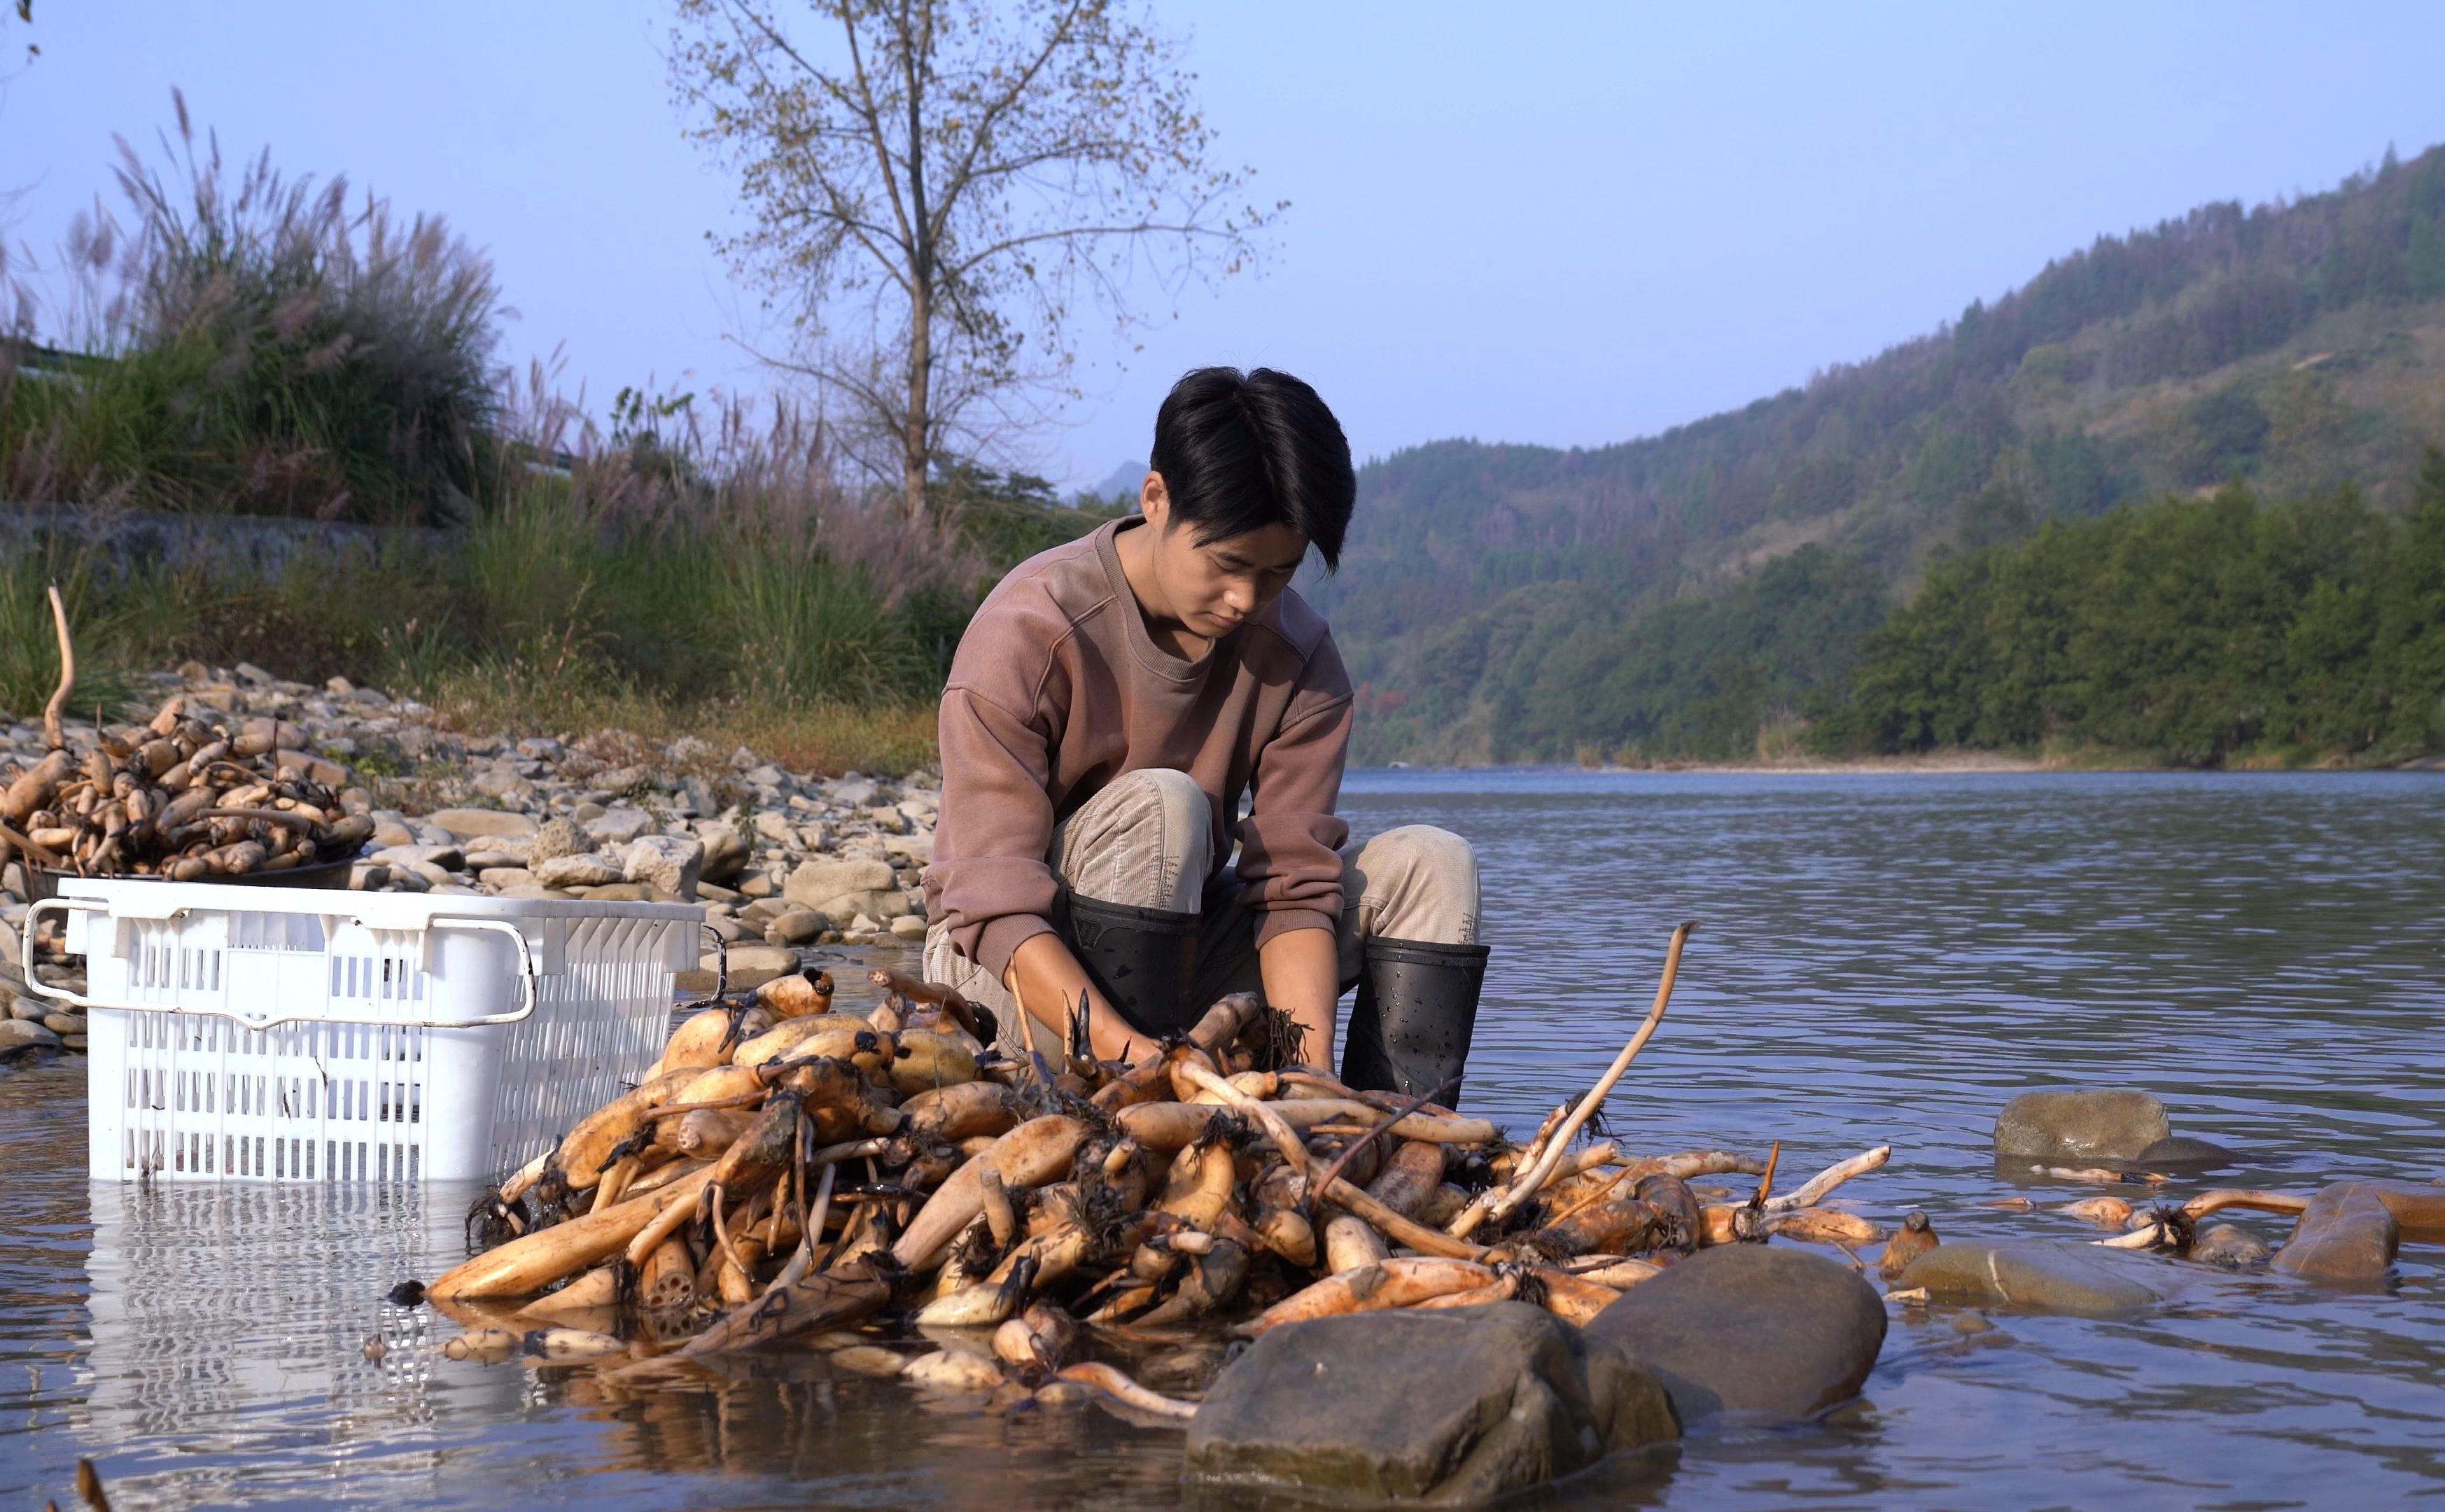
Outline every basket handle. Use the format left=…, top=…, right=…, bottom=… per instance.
left=13, top=899, right=541, bottom=1031
left=17, top=897, right=107, bottom=1009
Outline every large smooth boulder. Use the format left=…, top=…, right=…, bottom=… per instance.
left=1184, top=1302, right=1674, bottom=1505
left=1994, top=1089, right=2170, bottom=1164
left=2271, top=1182, right=2402, bottom=1281
left=0, top=1018, right=62, bottom=1055
left=1585, top=1245, right=1885, bottom=1420
left=785, top=857, right=895, bottom=913
left=425, top=807, right=539, bottom=841
left=1898, top=1239, right=2161, bottom=1315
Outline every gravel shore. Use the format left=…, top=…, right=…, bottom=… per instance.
left=2, top=661, right=937, bottom=1043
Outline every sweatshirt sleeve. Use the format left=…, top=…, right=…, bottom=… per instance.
left=1233, top=637, right=1354, bottom=946
left=931, top=674, right=1063, bottom=981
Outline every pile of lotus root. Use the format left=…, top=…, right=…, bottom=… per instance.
left=0, top=694, right=369, bottom=882
left=426, top=925, right=1898, bottom=1418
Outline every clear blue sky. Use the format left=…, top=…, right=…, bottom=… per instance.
left=9, top=4, right=2445, bottom=491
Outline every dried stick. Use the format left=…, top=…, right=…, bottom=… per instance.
left=43, top=583, right=73, bottom=752
left=1057, top=1361, right=1198, bottom=1420
left=1761, top=1145, right=1890, bottom=1212
left=2180, top=1188, right=2311, bottom=1219
left=2094, top=1222, right=2166, bottom=1249
left=1452, top=920, right=1696, bottom=1238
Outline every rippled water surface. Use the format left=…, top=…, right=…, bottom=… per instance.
left=6, top=770, right=2444, bottom=1508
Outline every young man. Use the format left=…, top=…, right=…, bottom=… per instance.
left=921, top=366, right=1488, bottom=1098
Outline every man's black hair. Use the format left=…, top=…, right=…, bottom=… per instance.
left=1148, top=366, right=1354, bottom=570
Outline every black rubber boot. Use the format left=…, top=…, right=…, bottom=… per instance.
left=1060, top=894, right=1200, bottom=1038
left=1340, top=937, right=1491, bottom=1105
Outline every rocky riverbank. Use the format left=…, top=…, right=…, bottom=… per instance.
left=1, top=662, right=938, bottom=1045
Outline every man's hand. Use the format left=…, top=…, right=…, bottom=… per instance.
left=1258, top=925, right=1340, bottom=1072
left=1004, top=932, right=1147, bottom=1063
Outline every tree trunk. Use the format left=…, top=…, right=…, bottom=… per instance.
left=904, top=277, right=932, bottom=521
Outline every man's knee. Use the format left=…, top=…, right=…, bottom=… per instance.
left=1360, top=824, right=1477, bottom=894
left=1352, top=825, right=1480, bottom=944
left=1056, top=767, right=1210, bottom=911
left=1092, top=766, right=1207, bottom=828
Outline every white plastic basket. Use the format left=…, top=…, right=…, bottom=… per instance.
left=20, top=880, right=701, bottom=1183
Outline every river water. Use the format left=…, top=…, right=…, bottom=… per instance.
left=4, top=770, right=2443, bottom=1508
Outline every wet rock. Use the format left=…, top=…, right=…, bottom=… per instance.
left=1994, top=1089, right=2170, bottom=1164
left=2135, top=1135, right=2238, bottom=1169
left=533, top=853, right=625, bottom=889
left=623, top=834, right=704, bottom=899
left=0, top=1018, right=61, bottom=1054
left=785, top=857, right=895, bottom=913
left=2190, top=1224, right=2272, bottom=1268
left=2272, top=1183, right=2400, bottom=1281
left=1898, top=1239, right=2162, bottom=1315
left=1585, top=1244, right=1886, bottom=1419
left=1185, top=1301, right=1674, bottom=1505
left=426, top=807, right=539, bottom=841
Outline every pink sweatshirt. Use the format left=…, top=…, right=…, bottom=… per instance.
left=924, top=518, right=1354, bottom=979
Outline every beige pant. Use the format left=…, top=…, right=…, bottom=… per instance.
left=923, top=767, right=1479, bottom=1060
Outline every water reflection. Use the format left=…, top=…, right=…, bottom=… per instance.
left=3, top=771, right=2442, bottom=1508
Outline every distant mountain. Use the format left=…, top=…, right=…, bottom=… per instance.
left=1316, top=144, right=2445, bottom=763
left=1093, top=458, right=1148, bottom=501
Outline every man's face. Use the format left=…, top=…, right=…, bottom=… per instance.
left=1142, top=477, right=1310, bottom=641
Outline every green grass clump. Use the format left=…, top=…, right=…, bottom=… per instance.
left=1, top=90, right=497, bottom=524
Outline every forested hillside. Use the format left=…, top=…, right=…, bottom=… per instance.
left=1324, top=144, right=2445, bottom=764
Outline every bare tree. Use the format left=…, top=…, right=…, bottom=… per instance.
left=671, top=0, right=1279, bottom=518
